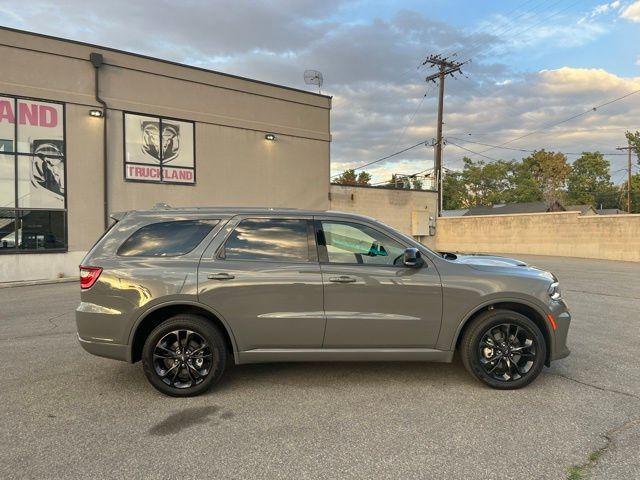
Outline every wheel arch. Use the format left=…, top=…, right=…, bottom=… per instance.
left=128, top=301, right=238, bottom=364
left=453, top=299, right=553, bottom=366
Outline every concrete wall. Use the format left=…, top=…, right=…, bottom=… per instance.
left=436, top=212, right=640, bottom=262
left=329, top=185, right=438, bottom=247
left=0, top=27, right=331, bottom=282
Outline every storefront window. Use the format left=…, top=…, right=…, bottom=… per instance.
left=124, top=112, right=195, bottom=184
left=0, top=95, right=66, bottom=253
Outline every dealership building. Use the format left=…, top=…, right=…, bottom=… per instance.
left=0, top=27, right=332, bottom=282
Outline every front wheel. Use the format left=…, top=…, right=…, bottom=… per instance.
left=460, top=309, right=547, bottom=389
left=141, top=314, right=227, bottom=397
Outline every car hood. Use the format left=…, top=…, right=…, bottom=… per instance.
left=449, top=253, right=528, bottom=267
left=440, top=252, right=556, bottom=282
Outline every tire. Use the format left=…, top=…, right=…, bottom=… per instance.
left=142, top=314, right=227, bottom=397
left=460, top=309, right=547, bottom=390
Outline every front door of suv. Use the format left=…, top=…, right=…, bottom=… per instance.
left=316, top=218, right=442, bottom=348
left=198, top=216, right=325, bottom=352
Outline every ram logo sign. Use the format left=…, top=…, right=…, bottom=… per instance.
left=124, top=113, right=195, bottom=184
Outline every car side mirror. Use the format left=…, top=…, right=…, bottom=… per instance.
left=403, top=248, right=422, bottom=267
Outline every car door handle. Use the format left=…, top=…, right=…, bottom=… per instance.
left=207, top=272, right=235, bottom=280
left=329, top=275, right=357, bottom=284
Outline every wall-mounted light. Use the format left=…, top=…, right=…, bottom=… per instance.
left=265, top=133, right=276, bottom=141
left=89, top=109, right=104, bottom=118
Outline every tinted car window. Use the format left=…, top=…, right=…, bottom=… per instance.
left=321, top=221, right=405, bottom=266
left=222, top=218, right=310, bottom=262
left=117, top=220, right=218, bottom=257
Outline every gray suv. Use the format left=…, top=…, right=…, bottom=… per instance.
left=76, top=207, right=571, bottom=396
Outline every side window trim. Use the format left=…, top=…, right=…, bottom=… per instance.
left=217, top=217, right=318, bottom=264
left=314, top=218, right=409, bottom=268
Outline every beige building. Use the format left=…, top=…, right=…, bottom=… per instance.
left=329, top=184, right=438, bottom=248
left=0, top=27, right=331, bottom=282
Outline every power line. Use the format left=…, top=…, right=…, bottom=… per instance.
left=330, top=139, right=429, bottom=178
left=370, top=167, right=435, bottom=186
left=440, top=0, right=556, bottom=59
left=446, top=137, right=630, bottom=156
left=474, top=0, right=584, bottom=60
left=458, top=87, right=640, bottom=157
left=390, top=84, right=434, bottom=154
left=446, top=140, right=501, bottom=162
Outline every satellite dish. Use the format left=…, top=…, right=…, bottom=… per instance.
left=304, top=70, right=323, bottom=94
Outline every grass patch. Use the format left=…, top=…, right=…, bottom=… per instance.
left=566, top=465, right=587, bottom=480
left=588, top=450, right=603, bottom=463
left=566, top=445, right=607, bottom=479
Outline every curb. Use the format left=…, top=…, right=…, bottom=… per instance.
left=0, top=277, right=79, bottom=289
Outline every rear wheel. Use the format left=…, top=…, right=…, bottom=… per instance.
left=142, top=314, right=227, bottom=397
left=460, top=309, right=546, bottom=389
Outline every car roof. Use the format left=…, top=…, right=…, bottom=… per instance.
left=112, top=206, right=377, bottom=222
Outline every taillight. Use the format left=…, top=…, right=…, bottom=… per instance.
left=79, top=266, right=103, bottom=289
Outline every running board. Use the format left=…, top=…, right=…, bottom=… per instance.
left=237, top=348, right=454, bottom=365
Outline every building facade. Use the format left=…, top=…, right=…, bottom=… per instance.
left=329, top=184, right=438, bottom=248
left=0, top=27, right=331, bottom=282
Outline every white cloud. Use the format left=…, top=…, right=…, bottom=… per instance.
left=0, top=1, right=635, bottom=184
left=621, top=1, right=640, bottom=22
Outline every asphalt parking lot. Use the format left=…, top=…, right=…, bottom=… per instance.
left=1, top=254, right=639, bottom=480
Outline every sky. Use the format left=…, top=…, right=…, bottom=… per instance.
left=1, top=0, right=639, bottom=185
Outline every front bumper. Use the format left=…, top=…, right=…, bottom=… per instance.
left=548, top=300, right=571, bottom=362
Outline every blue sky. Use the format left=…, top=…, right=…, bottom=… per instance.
left=1, top=0, right=639, bottom=184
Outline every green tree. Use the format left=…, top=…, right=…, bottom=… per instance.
left=566, top=152, right=614, bottom=207
left=333, top=169, right=371, bottom=186
left=333, top=169, right=357, bottom=185
left=442, top=170, right=467, bottom=210
left=625, top=131, right=640, bottom=163
left=449, top=157, right=520, bottom=207
left=521, top=150, right=571, bottom=205
left=505, top=161, right=542, bottom=203
left=619, top=173, right=640, bottom=213
left=411, top=176, right=423, bottom=190
left=356, top=171, right=371, bottom=185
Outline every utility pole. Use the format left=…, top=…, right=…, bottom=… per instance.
left=616, top=141, right=633, bottom=213
left=423, top=54, right=468, bottom=216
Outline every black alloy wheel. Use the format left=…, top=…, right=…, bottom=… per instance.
left=478, top=323, right=536, bottom=382
left=460, top=309, right=547, bottom=389
left=153, top=329, right=212, bottom=389
left=142, top=314, right=227, bottom=397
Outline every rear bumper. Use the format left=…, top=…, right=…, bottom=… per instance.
left=77, top=333, right=129, bottom=362
left=76, top=302, right=130, bottom=362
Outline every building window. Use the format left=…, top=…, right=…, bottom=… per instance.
left=0, top=95, right=66, bottom=253
left=124, top=112, right=195, bottom=185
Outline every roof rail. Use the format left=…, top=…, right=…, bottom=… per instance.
left=152, top=202, right=172, bottom=210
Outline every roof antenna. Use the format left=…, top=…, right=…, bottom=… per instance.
left=304, top=70, right=324, bottom=94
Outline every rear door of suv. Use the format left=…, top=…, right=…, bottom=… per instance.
left=197, top=215, right=325, bottom=352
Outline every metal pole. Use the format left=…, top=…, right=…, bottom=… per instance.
left=435, top=68, right=445, bottom=217
left=90, top=52, right=109, bottom=229
left=629, top=139, right=632, bottom=213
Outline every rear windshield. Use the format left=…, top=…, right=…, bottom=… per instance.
left=117, top=220, right=218, bottom=257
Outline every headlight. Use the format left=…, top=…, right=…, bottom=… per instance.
left=548, top=281, right=562, bottom=300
